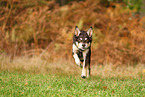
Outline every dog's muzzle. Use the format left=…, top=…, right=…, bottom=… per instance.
left=77, top=42, right=90, bottom=50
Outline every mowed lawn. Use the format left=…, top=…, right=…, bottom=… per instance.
left=0, top=72, right=145, bottom=97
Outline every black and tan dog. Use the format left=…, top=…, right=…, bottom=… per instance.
left=72, top=26, right=93, bottom=78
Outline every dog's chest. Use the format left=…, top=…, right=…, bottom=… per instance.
left=73, top=44, right=89, bottom=62
left=77, top=51, right=84, bottom=62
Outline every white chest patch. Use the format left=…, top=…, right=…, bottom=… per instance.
left=72, top=44, right=79, bottom=53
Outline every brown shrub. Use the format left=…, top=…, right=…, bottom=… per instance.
left=0, top=0, right=145, bottom=65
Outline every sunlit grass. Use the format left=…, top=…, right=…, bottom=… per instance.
left=0, top=54, right=80, bottom=76
left=0, top=54, right=145, bottom=79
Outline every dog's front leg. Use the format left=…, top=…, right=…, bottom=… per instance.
left=81, top=50, right=89, bottom=78
left=81, top=58, right=86, bottom=78
left=73, top=53, right=82, bottom=67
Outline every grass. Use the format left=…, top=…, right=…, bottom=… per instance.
left=0, top=71, right=145, bottom=97
left=0, top=54, right=145, bottom=96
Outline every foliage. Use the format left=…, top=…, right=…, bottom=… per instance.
left=123, top=0, right=143, bottom=12
left=55, top=0, right=85, bottom=6
left=108, top=0, right=143, bottom=12
left=0, top=0, right=145, bottom=65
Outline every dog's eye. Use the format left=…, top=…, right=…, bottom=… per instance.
left=85, top=38, right=88, bottom=40
left=80, top=38, right=82, bottom=40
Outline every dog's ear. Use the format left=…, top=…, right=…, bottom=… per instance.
left=75, top=26, right=81, bottom=36
left=87, top=27, right=93, bottom=37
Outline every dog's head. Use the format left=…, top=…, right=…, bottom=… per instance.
left=74, top=26, right=92, bottom=50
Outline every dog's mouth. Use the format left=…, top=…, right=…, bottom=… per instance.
left=77, top=42, right=90, bottom=50
left=82, top=47, right=87, bottom=49
left=81, top=48, right=86, bottom=50
left=78, top=46, right=88, bottom=50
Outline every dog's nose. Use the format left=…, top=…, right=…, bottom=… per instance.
left=82, top=44, right=86, bottom=47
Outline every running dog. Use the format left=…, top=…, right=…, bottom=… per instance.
left=72, top=26, right=92, bottom=78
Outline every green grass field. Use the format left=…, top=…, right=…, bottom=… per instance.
left=0, top=71, right=145, bottom=97
left=0, top=55, right=145, bottom=96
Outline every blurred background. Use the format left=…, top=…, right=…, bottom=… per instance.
left=0, top=0, right=145, bottom=66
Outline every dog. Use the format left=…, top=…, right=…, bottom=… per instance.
left=72, top=26, right=92, bottom=78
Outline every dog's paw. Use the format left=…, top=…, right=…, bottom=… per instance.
left=81, top=75, right=86, bottom=79
left=77, top=63, right=82, bottom=68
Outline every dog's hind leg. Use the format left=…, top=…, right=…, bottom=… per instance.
left=86, top=49, right=91, bottom=78
left=87, top=66, right=91, bottom=78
